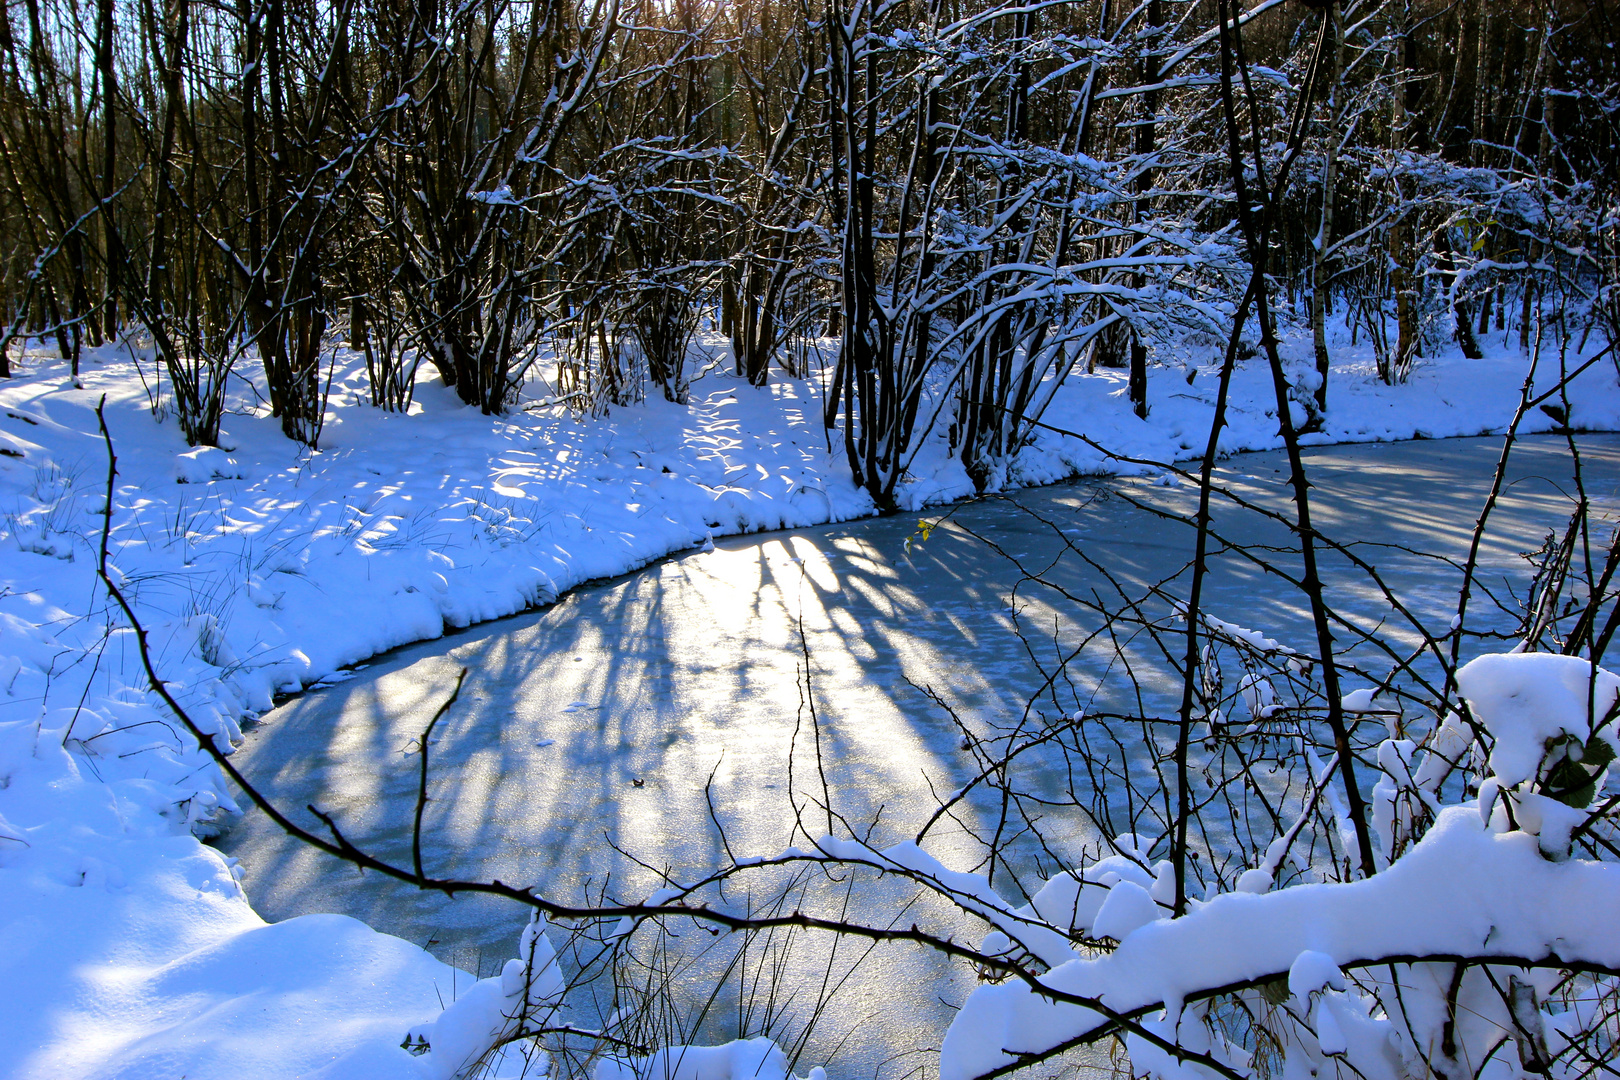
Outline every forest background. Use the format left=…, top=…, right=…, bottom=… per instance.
left=2, top=0, right=1614, bottom=502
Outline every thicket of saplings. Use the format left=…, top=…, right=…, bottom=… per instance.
left=2, top=0, right=1615, bottom=505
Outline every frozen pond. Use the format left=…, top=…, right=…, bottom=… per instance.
left=217, top=434, right=1620, bottom=1078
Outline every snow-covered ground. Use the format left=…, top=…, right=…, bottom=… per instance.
left=0, top=323, right=1615, bottom=1079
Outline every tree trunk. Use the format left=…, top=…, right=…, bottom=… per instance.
left=1388, top=10, right=1418, bottom=384
left=1311, top=0, right=1341, bottom=411
left=98, top=0, right=119, bottom=341
left=1129, top=0, right=1161, bottom=420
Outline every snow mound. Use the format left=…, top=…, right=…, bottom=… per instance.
left=174, top=445, right=247, bottom=483
left=1456, top=652, right=1620, bottom=786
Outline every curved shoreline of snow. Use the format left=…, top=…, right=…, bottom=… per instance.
left=0, top=332, right=1615, bottom=1079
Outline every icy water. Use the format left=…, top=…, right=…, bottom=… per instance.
left=217, top=435, right=1620, bottom=1078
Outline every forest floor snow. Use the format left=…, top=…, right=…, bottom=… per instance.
left=0, top=322, right=1616, bottom=1079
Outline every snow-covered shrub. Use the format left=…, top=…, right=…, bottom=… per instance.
left=595, top=1038, right=825, bottom=1080
left=405, top=911, right=567, bottom=1079
left=938, top=647, right=1620, bottom=1080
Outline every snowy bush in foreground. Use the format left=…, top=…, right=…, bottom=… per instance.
left=405, top=913, right=566, bottom=1080
left=941, top=652, right=1620, bottom=1080
left=595, top=1039, right=826, bottom=1080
